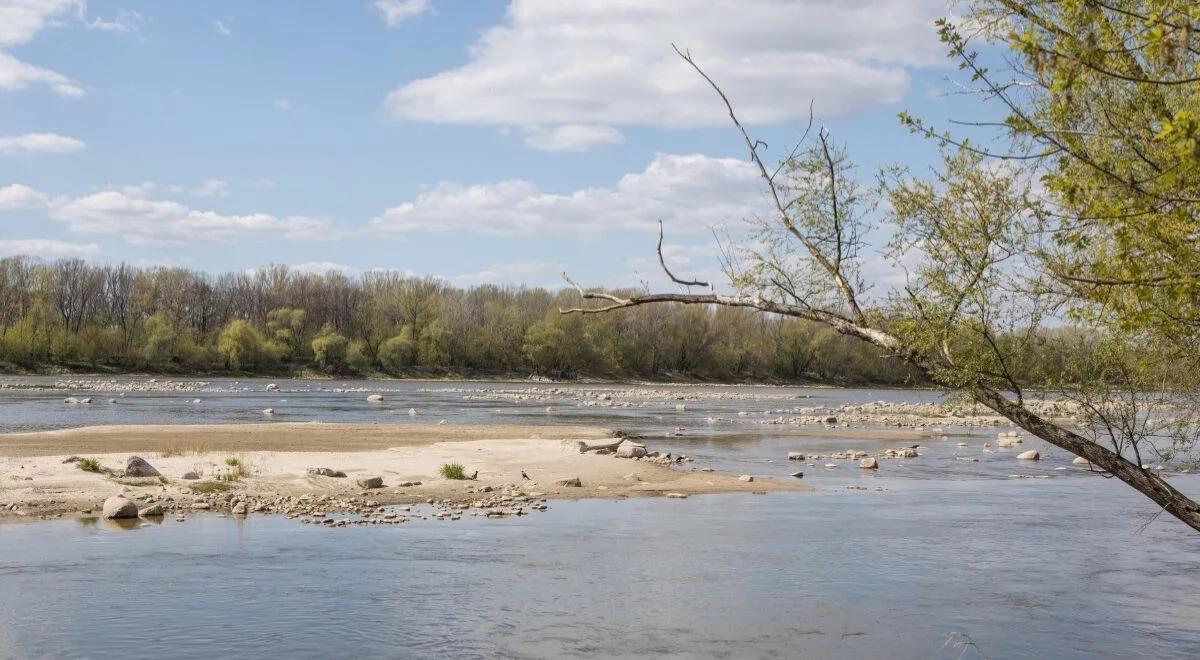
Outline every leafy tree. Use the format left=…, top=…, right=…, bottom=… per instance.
left=311, top=324, right=349, bottom=372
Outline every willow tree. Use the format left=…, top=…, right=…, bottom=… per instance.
left=562, top=36, right=1200, bottom=532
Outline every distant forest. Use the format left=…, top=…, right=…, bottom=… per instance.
left=0, top=256, right=1086, bottom=385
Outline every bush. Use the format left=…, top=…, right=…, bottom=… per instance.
left=76, top=457, right=101, bottom=473
left=439, top=463, right=466, bottom=480
left=224, top=457, right=239, bottom=466
left=378, top=330, right=416, bottom=372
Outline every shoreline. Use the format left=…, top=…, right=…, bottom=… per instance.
left=0, top=423, right=812, bottom=524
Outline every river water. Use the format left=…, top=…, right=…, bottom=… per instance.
left=1, top=377, right=1198, bottom=659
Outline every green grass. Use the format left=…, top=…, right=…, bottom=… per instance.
left=439, top=463, right=466, bottom=480
left=224, top=457, right=240, bottom=467
left=189, top=481, right=234, bottom=493
left=76, top=457, right=102, bottom=473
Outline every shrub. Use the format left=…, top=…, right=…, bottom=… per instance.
left=311, top=324, right=349, bottom=371
left=378, top=331, right=416, bottom=372
left=439, top=463, right=466, bottom=480
left=224, top=457, right=239, bottom=466
left=76, top=457, right=101, bottom=473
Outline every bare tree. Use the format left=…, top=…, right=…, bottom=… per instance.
left=561, top=47, right=1200, bottom=532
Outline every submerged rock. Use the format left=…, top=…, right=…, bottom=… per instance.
left=1017, top=450, right=1040, bottom=461
left=787, top=452, right=805, bottom=461
left=859, top=457, right=878, bottom=470
left=139, top=504, right=164, bottom=517
left=1072, top=456, right=1091, bottom=466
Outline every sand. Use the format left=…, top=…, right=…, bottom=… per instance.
left=0, top=423, right=811, bottom=522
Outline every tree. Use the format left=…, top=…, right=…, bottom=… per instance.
left=216, top=320, right=277, bottom=371
left=267, top=308, right=307, bottom=360
left=311, top=324, right=349, bottom=372
left=562, top=45, right=1200, bottom=532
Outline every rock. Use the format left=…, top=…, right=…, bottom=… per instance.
left=266, top=383, right=279, bottom=391
left=62, top=456, right=82, bottom=464
left=787, top=452, right=805, bottom=461
left=790, top=471, right=804, bottom=479
left=859, top=457, right=879, bottom=470
left=1017, top=450, right=1040, bottom=461
left=555, top=477, right=582, bottom=487
left=231, top=502, right=248, bottom=515
left=181, top=471, right=200, bottom=480
left=356, top=476, right=384, bottom=489
left=139, top=504, right=164, bottom=517
left=262, top=408, right=274, bottom=415
left=1072, top=456, right=1091, bottom=466
left=824, top=416, right=838, bottom=424
left=615, top=443, right=647, bottom=459
left=738, top=475, right=754, bottom=482
left=621, top=473, right=641, bottom=482
left=367, top=394, right=384, bottom=402
left=192, top=502, right=211, bottom=510
left=124, top=456, right=161, bottom=478
left=307, top=467, right=347, bottom=478
left=79, top=397, right=93, bottom=404
left=665, top=492, right=688, bottom=499
left=101, top=496, right=138, bottom=519
left=408, top=408, right=417, bottom=416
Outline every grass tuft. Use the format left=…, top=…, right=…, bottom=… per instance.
left=189, top=481, right=234, bottom=493
left=439, top=463, right=466, bottom=480
left=224, top=457, right=240, bottom=467
left=76, top=457, right=102, bottom=473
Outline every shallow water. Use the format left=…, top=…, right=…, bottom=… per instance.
left=1, top=378, right=1199, bottom=659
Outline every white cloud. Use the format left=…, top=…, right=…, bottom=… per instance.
left=0, top=238, right=101, bottom=258
left=87, top=9, right=143, bottom=33
left=370, top=152, right=762, bottom=236
left=291, top=261, right=361, bottom=276
left=523, top=124, right=624, bottom=152
left=373, top=0, right=431, bottom=27
left=0, top=51, right=84, bottom=97
left=0, top=0, right=82, bottom=46
left=273, top=98, right=291, bottom=111
left=165, top=179, right=231, bottom=198
left=0, top=132, right=85, bottom=155
left=444, top=260, right=566, bottom=288
left=384, top=0, right=945, bottom=148
left=0, top=183, right=57, bottom=209
left=0, top=0, right=85, bottom=97
left=214, top=20, right=231, bottom=36
left=1, top=183, right=340, bottom=245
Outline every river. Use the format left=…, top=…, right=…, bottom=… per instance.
left=1, top=377, right=1197, bottom=658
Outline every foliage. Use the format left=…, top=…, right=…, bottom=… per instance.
left=76, top=457, right=101, bottom=473
left=439, top=463, right=466, bottom=480
left=216, top=320, right=279, bottom=371
left=311, top=324, right=349, bottom=372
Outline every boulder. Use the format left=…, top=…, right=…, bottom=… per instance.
left=231, top=502, right=248, bottom=515
left=859, top=457, right=879, bottom=470
left=615, top=443, right=647, bottom=459
left=787, top=452, right=805, bottom=461
left=738, top=475, right=754, bottom=482
left=665, top=492, right=688, bottom=499
left=181, top=471, right=200, bottom=480
left=790, top=471, right=804, bottom=479
left=62, top=456, right=82, bottom=464
left=1072, top=456, right=1091, bottom=466
left=356, top=476, right=384, bottom=489
left=262, top=408, right=274, bottom=415
left=555, top=477, right=582, bottom=487
left=366, top=394, right=384, bottom=402
left=139, top=504, right=164, bottom=517
left=101, top=496, right=138, bottom=519
left=307, top=467, right=347, bottom=478
left=265, top=383, right=279, bottom=391
left=1017, top=450, right=1041, bottom=461
left=124, top=456, right=161, bottom=478
left=824, top=416, right=838, bottom=424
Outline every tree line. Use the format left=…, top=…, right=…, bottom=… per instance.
left=0, top=256, right=1096, bottom=384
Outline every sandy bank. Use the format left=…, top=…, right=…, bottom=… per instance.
left=0, top=423, right=810, bottom=522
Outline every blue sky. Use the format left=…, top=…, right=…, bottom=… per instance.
left=0, top=0, right=981, bottom=289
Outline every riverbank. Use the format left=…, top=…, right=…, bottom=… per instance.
left=0, top=423, right=812, bottom=523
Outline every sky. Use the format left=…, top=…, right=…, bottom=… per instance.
left=0, top=0, right=980, bottom=290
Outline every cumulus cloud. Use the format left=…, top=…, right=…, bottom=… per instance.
left=523, top=124, right=623, bottom=152
left=0, top=0, right=85, bottom=97
left=0, top=183, right=340, bottom=245
left=0, top=238, right=101, bottom=258
left=214, top=20, right=231, bottom=36
left=370, top=152, right=763, bottom=236
left=0, top=132, right=85, bottom=155
left=291, top=261, right=361, bottom=276
left=384, top=0, right=945, bottom=148
left=373, top=0, right=431, bottom=27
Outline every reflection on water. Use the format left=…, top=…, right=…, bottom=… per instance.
left=1, top=377, right=1199, bottom=658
